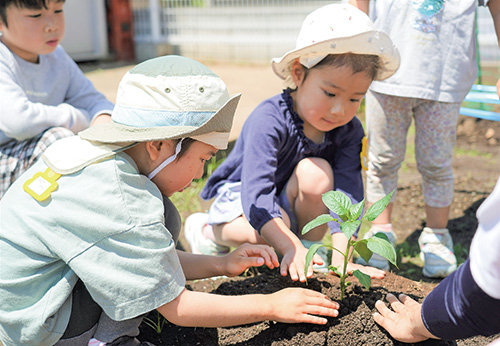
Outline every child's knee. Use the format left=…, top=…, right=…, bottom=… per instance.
left=295, top=157, right=333, bottom=194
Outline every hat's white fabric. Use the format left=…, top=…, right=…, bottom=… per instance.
left=271, top=3, right=400, bottom=81
left=80, top=55, right=240, bottom=145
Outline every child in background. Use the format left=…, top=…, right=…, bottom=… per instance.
left=350, top=0, right=500, bottom=278
left=0, top=0, right=114, bottom=198
left=185, top=4, right=400, bottom=282
left=0, top=55, right=339, bottom=346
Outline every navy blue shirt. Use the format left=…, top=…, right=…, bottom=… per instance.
left=201, top=90, right=365, bottom=233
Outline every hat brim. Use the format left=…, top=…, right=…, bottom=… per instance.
left=79, top=94, right=241, bottom=144
left=271, top=30, right=400, bottom=81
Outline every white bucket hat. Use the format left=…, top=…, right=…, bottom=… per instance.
left=80, top=55, right=241, bottom=150
left=271, top=3, right=400, bottom=81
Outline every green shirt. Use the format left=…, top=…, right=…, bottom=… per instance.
left=0, top=151, right=185, bottom=346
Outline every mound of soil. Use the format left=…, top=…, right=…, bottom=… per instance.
left=138, top=116, right=500, bottom=346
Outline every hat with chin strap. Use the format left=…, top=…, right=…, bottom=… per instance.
left=80, top=55, right=241, bottom=150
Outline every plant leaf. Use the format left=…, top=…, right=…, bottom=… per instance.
left=340, top=220, right=361, bottom=240
left=366, top=233, right=398, bottom=267
left=350, top=199, right=365, bottom=221
left=301, top=214, right=335, bottom=235
left=363, top=189, right=395, bottom=221
left=304, top=243, right=330, bottom=280
left=322, top=191, right=352, bottom=221
left=354, top=239, right=373, bottom=264
left=353, top=270, right=371, bottom=290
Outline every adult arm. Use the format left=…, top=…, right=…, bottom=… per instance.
left=373, top=176, right=500, bottom=342
left=157, top=287, right=339, bottom=327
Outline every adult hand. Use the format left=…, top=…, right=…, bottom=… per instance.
left=223, top=243, right=280, bottom=277
left=267, top=287, right=339, bottom=324
left=373, top=293, right=437, bottom=343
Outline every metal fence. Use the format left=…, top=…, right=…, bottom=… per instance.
left=131, top=0, right=500, bottom=64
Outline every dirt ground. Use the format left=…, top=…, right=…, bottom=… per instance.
left=82, top=61, right=500, bottom=345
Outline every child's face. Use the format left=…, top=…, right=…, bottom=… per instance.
left=291, top=61, right=372, bottom=143
left=0, top=1, right=65, bottom=63
left=152, top=140, right=217, bottom=197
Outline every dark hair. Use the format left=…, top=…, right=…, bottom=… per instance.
left=286, top=53, right=380, bottom=89
left=313, top=53, right=380, bottom=81
left=0, top=0, right=64, bottom=28
left=176, top=138, right=196, bottom=160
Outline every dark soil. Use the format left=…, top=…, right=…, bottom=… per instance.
left=138, top=115, right=500, bottom=346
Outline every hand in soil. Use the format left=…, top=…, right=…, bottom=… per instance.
left=373, top=293, right=437, bottom=343
left=223, top=243, right=280, bottom=276
left=267, top=287, right=339, bottom=324
left=333, top=262, right=387, bottom=279
left=280, top=244, right=323, bottom=282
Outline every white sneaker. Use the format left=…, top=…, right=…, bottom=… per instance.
left=418, top=227, right=457, bottom=278
left=355, top=224, right=396, bottom=271
left=184, top=213, right=230, bottom=256
left=301, top=239, right=330, bottom=273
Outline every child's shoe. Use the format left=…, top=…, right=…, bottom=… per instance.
left=355, top=224, right=396, bottom=271
left=418, top=227, right=457, bottom=278
left=184, top=213, right=230, bottom=256
left=301, top=239, right=330, bottom=273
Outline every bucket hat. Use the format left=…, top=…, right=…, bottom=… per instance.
left=80, top=55, right=241, bottom=149
left=271, top=3, right=400, bottom=81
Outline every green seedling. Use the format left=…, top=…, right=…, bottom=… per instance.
left=143, top=310, right=167, bottom=334
left=302, top=190, right=397, bottom=300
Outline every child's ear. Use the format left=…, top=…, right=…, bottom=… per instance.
left=291, top=59, right=305, bottom=86
left=145, top=141, right=164, bottom=161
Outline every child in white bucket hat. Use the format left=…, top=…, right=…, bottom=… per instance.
left=186, top=4, right=400, bottom=282
left=0, top=55, right=339, bottom=346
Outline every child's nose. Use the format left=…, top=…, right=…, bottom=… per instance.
left=195, top=164, right=204, bottom=180
left=45, top=16, right=59, bottom=32
left=330, top=100, right=345, bottom=117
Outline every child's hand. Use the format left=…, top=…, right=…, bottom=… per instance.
left=223, top=243, right=280, bottom=277
left=331, top=262, right=386, bottom=279
left=280, top=245, right=324, bottom=282
left=266, top=287, right=339, bottom=324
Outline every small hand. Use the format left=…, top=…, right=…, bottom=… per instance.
left=268, top=288, right=339, bottom=324
left=331, top=262, right=386, bottom=279
left=223, top=243, right=280, bottom=277
left=280, top=245, right=323, bottom=282
left=373, top=293, right=437, bottom=343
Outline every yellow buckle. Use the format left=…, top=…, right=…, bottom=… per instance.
left=23, top=168, right=61, bottom=201
left=360, top=136, right=368, bottom=171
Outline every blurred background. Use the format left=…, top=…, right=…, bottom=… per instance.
left=62, top=0, right=500, bottom=66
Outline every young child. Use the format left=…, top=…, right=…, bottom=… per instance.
left=0, top=55, right=339, bottom=346
left=350, top=0, right=500, bottom=278
left=0, top=0, right=114, bottom=199
left=185, top=4, right=400, bottom=282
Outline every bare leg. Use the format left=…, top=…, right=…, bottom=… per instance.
left=425, top=205, right=450, bottom=229
left=287, top=157, right=333, bottom=242
left=212, top=208, right=292, bottom=248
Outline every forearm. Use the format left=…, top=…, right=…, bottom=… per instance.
left=158, top=288, right=270, bottom=327
left=176, top=250, right=224, bottom=280
left=422, top=259, right=500, bottom=340
left=260, top=217, right=302, bottom=255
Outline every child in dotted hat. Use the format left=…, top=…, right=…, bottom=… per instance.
left=0, top=55, right=339, bottom=346
left=186, top=3, right=400, bottom=281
